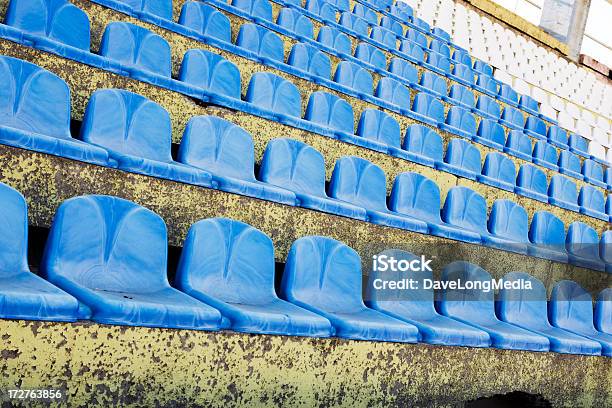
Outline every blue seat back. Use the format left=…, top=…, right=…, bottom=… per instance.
left=306, top=0, right=337, bottom=20
left=497, top=272, right=548, bottom=328
left=259, top=138, right=326, bottom=196
left=354, top=42, right=386, bottom=70
left=482, top=152, right=516, bottom=186
left=473, top=60, right=493, bottom=76
left=601, top=231, right=612, bottom=265
left=443, top=139, right=482, bottom=174
left=352, top=2, right=377, bottom=24
left=506, top=130, right=532, bottom=157
left=0, top=56, right=71, bottom=139
left=236, top=24, right=284, bottom=62
left=175, top=218, right=276, bottom=303
left=178, top=115, right=256, bottom=181
left=547, top=125, right=568, bottom=146
left=441, top=186, right=487, bottom=234
left=452, top=49, right=472, bottom=66
left=419, top=71, right=447, bottom=95
left=282, top=236, right=364, bottom=311
left=566, top=222, right=600, bottom=260
left=179, top=49, right=241, bottom=99
left=582, top=159, right=603, bottom=182
left=389, top=172, right=443, bottom=224
left=0, top=183, right=29, bottom=275
left=375, top=77, right=410, bottom=108
left=432, top=27, right=451, bottom=41
left=445, top=106, right=477, bottom=135
left=402, top=125, right=444, bottom=162
left=426, top=52, right=450, bottom=73
left=327, top=0, right=349, bottom=12
left=548, top=175, right=577, bottom=204
left=338, top=12, right=369, bottom=37
left=329, top=156, right=388, bottom=211
left=500, top=106, right=525, bottom=128
left=370, top=26, right=397, bottom=49
left=533, top=140, right=558, bottom=166
left=569, top=133, right=588, bottom=153
left=476, top=95, right=501, bottom=118
left=578, top=185, right=605, bottom=213
left=596, top=289, right=612, bottom=333
left=529, top=211, right=565, bottom=248
left=488, top=200, right=528, bottom=243
left=389, top=4, right=411, bottom=20
left=380, top=16, right=403, bottom=36
left=452, top=64, right=474, bottom=85
left=411, top=92, right=444, bottom=123
left=550, top=281, right=597, bottom=334
left=404, top=29, right=427, bottom=48
left=179, top=2, right=232, bottom=43
left=316, top=26, right=351, bottom=54
left=388, top=57, right=419, bottom=83
left=498, top=84, right=518, bottom=104
left=516, top=164, right=547, bottom=196
left=437, top=262, right=495, bottom=320
left=519, top=95, right=538, bottom=112
left=80, top=89, right=171, bottom=162
left=288, top=43, right=332, bottom=79
left=246, top=72, right=302, bottom=118
left=42, top=195, right=170, bottom=292
left=333, top=61, right=374, bottom=94
left=277, top=7, right=314, bottom=38
left=399, top=40, right=425, bottom=63
left=449, top=84, right=475, bottom=108
left=429, top=39, right=450, bottom=57
left=357, top=109, right=401, bottom=147
left=476, top=74, right=498, bottom=94
left=304, top=91, right=354, bottom=134
left=525, top=116, right=546, bottom=137
left=558, top=150, right=581, bottom=175
left=100, top=22, right=171, bottom=77
left=119, top=0, right=171, bottom=19
left=232, top=0, right=273, bottom=21
left=477, top=119, right=505, bottom=146
left=412, top=17, right=430, bottom=32
left=6, top=0, right=90, bottom=50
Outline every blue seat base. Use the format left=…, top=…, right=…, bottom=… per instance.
left=367, top=210, right=429, bottom=233
left=456, top=319, right=549, bottom=351
left=548, top=197, right=579, bottom=213
left=527, top=245, right=568, bottom=264
left=328, top=308, right=419, bottom=343
left=514, top=186, right=548, bottom=203
left=297, top=193, right=367, bottom=220
left=214, top=176, right=297, bottom=206
left=428, top=222, right=482, bottom=244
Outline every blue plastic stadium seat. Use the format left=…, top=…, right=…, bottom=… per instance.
left=99, top=22, right=171, bottom=83
left=532, top=140, right=559, bottom=172
left=245, top=72, right=302, bottom=122
left=499, top=106, right=525, bottom=130
left=316, top=26, right=351, bottom=55
left=370, top=26, right=397, bottom=49
left=582, top=159, right=607, bottom=189
left=429, top=39, right=450, bottom=57
left=303, top=91, right=355, bottom=138
left=354, top=42, right=387, bottom=71
left=355, top=109, right=401, bottom=152
left=504, top=130, right=533, bottom=162
left=80, top=89, right=213, bottom=187
left=115, top=0, right=171, bottom=19
left=236, top=23, right=284, bottom=63
left=380, top=16, right=404, bottom=36
left=608, top=194, right=612, bottom=217
left=548, top=175, right=579, bottom=212
left=259, top=139, right=366, bottom=219
left=333, top=61, right=374, bottom=95
left=474, top=119, right=505, bottom=150
left=4, top=0, right=91, bottom=53
left=179, top=2, right=232, bottom=43
left=400, top=125, right=444, bottom=167
left=0, top=56, right=114, bottom=166
left=388, top=57, right=419, bottom=84
left=389, top=172, right=481, bottom=243
left=326, top=0, right=349, bottom=12
left=578, top=185, right=607, bottom=220
left=448, top=84, right=476, bottom=109
left=557, top=150, right=583, bottom=180
left=569, top=133, right=589, bottom=158
left=450, top=64, right=475, bottom=86
left=515, top=164, right=548, bottom=202
left=329, top=157, right=428, bottom=232
left=175, top=218, right=332, bottom=336
left=276, top=7, right=314, bottom=38
left=42, top=195, right=222, bottom=329
left=305, top=0, right=337, bottom=21
left=498, top=273, right=600, bottom=355
left=550, top=281, right=611, bottom=356
left=437, top=139, right=481, bottom=180
left=528, top=211, right=568, bottom=262
left=338, top=12, right=369, bottom=37
left=436, top=262, right=549, bottom=351
left=0, top=182, right=78, bottom=321
left=375, top=77, right=411, bottom=108
left=440, top=106, right=477, bottom=139
left=389, top=4, right=411, bottom=21
left=281, top=236, right=419, bottom=342
left=178, top=49, right=241, bottom=101
left=412, top=17, right=430, bottom=32
left=475, top=74, right=498, bottom=94
left=497, top=83, right=519, bottom=106
left=596, top=289, right=612, bottom=334
left=524, top=116, right=547, bottom=140
left=419, top=71, right=447, bottom=97
left=566, top=222, right=604, bottom=271
left=352, top=2, right=377, bottom=24
left=603, top=231, right=612, bottom=272
left=486, top=200, right=530, bottom=254
left=432, top=27, right=451, bottom=41
left=547, top=125, right=569, bottom=149
left=473, top=60, right=493, bottom=76
left=426, top=52, right=451, bottom=74
left=474, top=95, right=501, bottom=120
left=398, top=39, right=425, bottom=64
left=452, top=48, right=472, bottom=66
left=478, top=152, right=516, bottom=192
left=410, top=92, right=444, bottom=127
left=365, top=249, right=490, bottom=347
left=519, top=94, right=539, bottom=114
left=607, top=169, right=612, bottom=189
left=287, top=42, right=332, bottom=79
left=232, top=0, right=273, bottom=21
left=178, top=116, right=296, bottom=205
